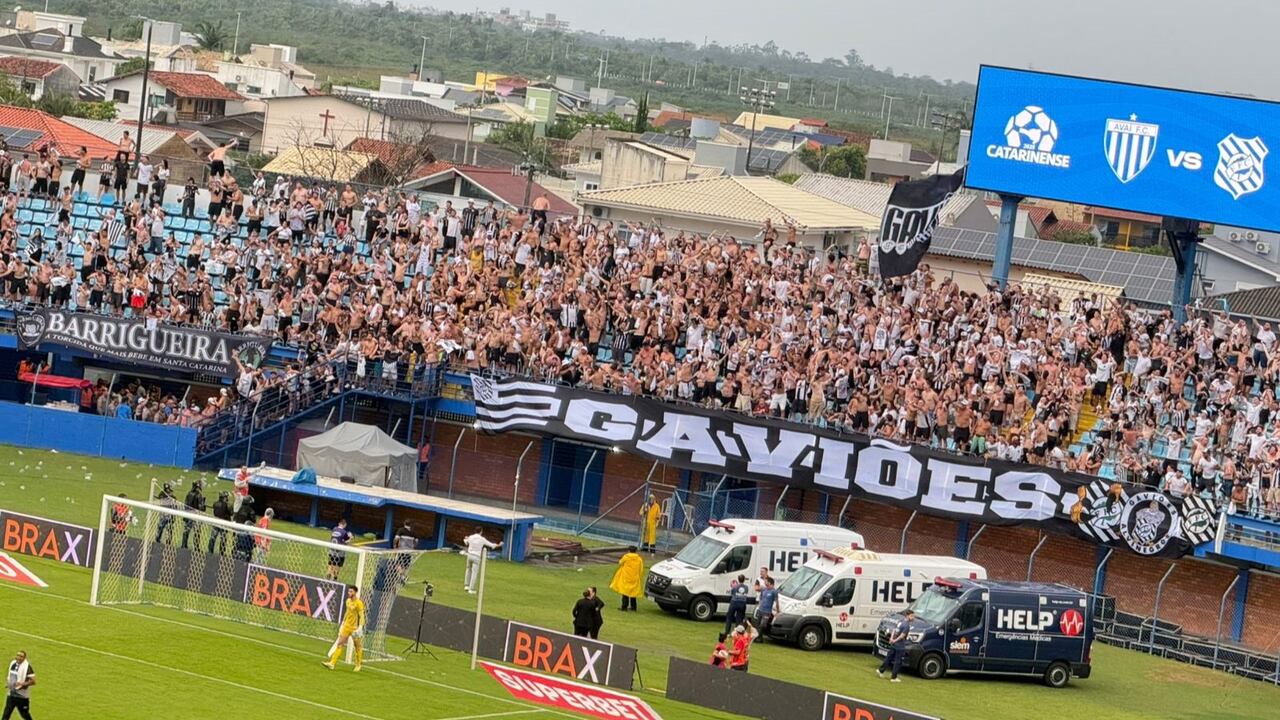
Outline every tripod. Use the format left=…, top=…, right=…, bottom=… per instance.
left=404, top=582, right=439, bottom=660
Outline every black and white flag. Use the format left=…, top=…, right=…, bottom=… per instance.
left=470, top=375, right=1217, bottom=558
left=877, top=167, right=966, bottom=279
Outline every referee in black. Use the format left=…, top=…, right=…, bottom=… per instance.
left=4, top=649, right=35, bottom=720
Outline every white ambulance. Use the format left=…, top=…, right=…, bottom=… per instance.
left=645, top=519, right=866, bottom=621
left=769, top=546, right=987, bottom=651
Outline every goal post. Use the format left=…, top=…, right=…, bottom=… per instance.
left=91, top=493, right=420, bottom=662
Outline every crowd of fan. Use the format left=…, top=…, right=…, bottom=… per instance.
left=4, top=149, right=1279, bottom=520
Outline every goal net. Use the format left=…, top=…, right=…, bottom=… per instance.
left=90, top=493, right=420, bottom=662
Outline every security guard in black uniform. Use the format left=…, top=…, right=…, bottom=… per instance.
left=209, top=491, right=233, bottom=555
left=181, top=480, right=207, bottom=549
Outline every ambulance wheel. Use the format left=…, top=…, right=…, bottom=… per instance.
left=918, top=652, right=947, bottom=680
left=797, top=624, right=826, bottom=651
left=688, top=595, right=716, bottom=622
left=1043, top=661, right=1071, bottom=688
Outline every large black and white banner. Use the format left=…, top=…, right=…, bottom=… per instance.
left=471, top=376, right=1216, bottom=558
left=16, top=308, right=267, bottom=377
left=877, top=167, right=966, bottom=279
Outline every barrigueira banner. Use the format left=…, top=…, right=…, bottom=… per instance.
left=471, top=375, right=1217, bottom=558
left=16, top=308, right=267, bottom=377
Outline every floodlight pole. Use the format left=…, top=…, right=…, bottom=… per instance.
left=992, top=194, right=1022, bottom=290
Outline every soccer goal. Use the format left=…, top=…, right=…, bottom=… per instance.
left=89, top=493, right=420, bottom=662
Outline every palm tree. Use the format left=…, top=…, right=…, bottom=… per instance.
left=193, top=21, right=227, bottom=51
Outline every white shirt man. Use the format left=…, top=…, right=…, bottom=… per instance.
left=462, top=527, right=501, bottom=594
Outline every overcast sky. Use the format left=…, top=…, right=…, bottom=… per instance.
left=423, top=0, right=1280, bottom=98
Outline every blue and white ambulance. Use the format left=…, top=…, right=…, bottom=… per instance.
left=875, top=578, right=1094, bottom=687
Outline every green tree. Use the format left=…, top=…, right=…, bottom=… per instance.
left=633, top=92, right=648, bottom=133
left=35, top=94, right=80, bottom=117
left=75, top=101, right=119, bottom=120
left=117, top=56, right=147, bottom=75
left=1050, top=228, right=1097, bottom=246
left=0, top=76, right=32, bottom=108
left=193, top=21, right=227, bottom=50
left=800, top=144, right=866, bottom=179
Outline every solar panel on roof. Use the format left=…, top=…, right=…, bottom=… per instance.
left=1055, top=245, right=1087, bottom=267
left=0, top=126, right=42, bottom=149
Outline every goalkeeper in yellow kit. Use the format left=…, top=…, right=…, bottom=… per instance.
left=323, top=585, right=367, bottom=671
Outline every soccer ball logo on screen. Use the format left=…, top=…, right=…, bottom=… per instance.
left=1004, top=106, right=1059, bottom=152
left=986, top=105, right=1071, bottom=168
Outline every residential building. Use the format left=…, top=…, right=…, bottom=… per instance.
left=587, top=87, right=636, bottom=120
left=182, top=112, right=264, bottom=154
left=0, top=28, right=123, bottom=83
left=626, top=131, right=809, bottom=178
left=795, top=174, right=995, bottom=234
left=61, top=116, right=205, bottom=180
left=1082, top=206, right=1163, bottom=248
left=981, top=200, right=1098, bottom=242
left=864, top=139, right=935, bottom=183
left=102, top=71, right=246, bottom=123
left=98, top=22, right=196, bottom=73
left=216, top=60, right=308, bottom=103
left=0, top=104, right=118, bottom=158
left=260, top=145, right=389, bottom=184
left=9, top=10, right=86, bottom=36
left=261, top=94, right=471, bottom=154
left=0, top=56, right=80, bottom=99
left=244, top=44, right=316, bottom=89
left=732, top=111, right=803, bottom=132
left=579, top=175, right=880, bottom=251
left=406, top=164, right=578, bottom=216
left=1194, top=229, right=1280, bottom=295
left=345, top=136, right=522, bottom=180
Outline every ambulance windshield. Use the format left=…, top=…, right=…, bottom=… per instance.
left=674, top=535, right=729, bottom=569
left=777, top=566, right=834, bottom=601
left=908, top=588, right=960, bottom=625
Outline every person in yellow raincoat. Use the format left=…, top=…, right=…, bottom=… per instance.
left=610, top=546, right=644, bottom=611
left=640, top=495, right=661, bottom=553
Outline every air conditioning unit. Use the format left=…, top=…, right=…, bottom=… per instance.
left=1256, top=241, right=1271, bottom=255
left=1246, top=230, right=1258, bottom=241
left=1229, top=231, right=1241, bottom=242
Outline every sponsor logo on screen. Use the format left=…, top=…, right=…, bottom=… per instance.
left=0, top=509, right=95, bottom=568
left=1104, top=115, right=1159, bottom=183
left=988, top=105, right=1071, bottom=168
left=504, top=621, right=614, bottom=685
left=481, top=662, right=661, bottom=720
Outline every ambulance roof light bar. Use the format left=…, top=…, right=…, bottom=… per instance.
left=813, top=548, right=845, bottom=563
left=708, top=520, right=736, bottom=532
left=934, top=576, right=965, bottom=590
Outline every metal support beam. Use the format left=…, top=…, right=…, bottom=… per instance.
left=836, top=495, right=853, bottom=528
left=1093, top=547, right=1114, bottom=596
left=1026, top=533, right=1048, bottom=581
left=899, top=511, right=917, bottom=554
left=1150, top=563, right=1177, bottom=654
left=992, top=194, right=1022, bottom=290
left=1214, top=574, right=1241, bottom=667
left=965, top=524, right=988, bottom=560
left=576, top=450, right=600, bottom=531
left=508, top=441, right=534, bottom=561
left=446, top=427, right=467, bottom=498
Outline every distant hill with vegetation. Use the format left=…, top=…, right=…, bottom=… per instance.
left=66, top=0, right=973, bottom=150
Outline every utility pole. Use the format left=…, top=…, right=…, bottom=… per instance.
left=418, top=35, right=430, bottom=79
left=232, top=11, right=242, bottom=58
left=884, top=95, right=901, bottom=140
left=134, top=16, right=153, bottom=177
left=691, top=61, right=698, bottom=88
left=833, top=78, right=842, bottom=113
left=785, top=73, right=792, bottom=102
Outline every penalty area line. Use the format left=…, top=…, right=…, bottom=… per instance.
left=0, top=624, right=388, bottom=720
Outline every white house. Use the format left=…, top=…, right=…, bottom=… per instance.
left=261, top=94, right=471, bottom=154
left=0, top=28, right=122, bottom=83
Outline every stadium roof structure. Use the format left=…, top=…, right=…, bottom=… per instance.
left=260, top=145, right=382, bottom=182
left=929, top=225, right=1177, bottom=306
left=579, top=175, right=880, bottom=231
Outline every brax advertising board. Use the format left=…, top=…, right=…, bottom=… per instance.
left=967, top=65, right=1280, bottom=232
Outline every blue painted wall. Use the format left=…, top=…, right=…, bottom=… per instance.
left=0, top=401, right=197, bottom=468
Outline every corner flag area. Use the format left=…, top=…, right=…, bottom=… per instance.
left=0, top=447, right=1276, bottom=720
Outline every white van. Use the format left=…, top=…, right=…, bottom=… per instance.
left=769, top=547, right=987, bottom=651
left=645, top=519, right=866, bottom=621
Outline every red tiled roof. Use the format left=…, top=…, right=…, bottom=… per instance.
left=149, top=72, right=244, bottom=101
left=799, top=118, right=829, bottom=127
left=345, top=137, right=444, bottom=179
left=1041, top=219, right=1096, bottom=240
left=0, top=104, right=118, bottom=158
left=1084, top=206, right=1161, bottom=224
left=456, top=165, right=577, bottom=216
left=0, top=56, right=63, bottom=79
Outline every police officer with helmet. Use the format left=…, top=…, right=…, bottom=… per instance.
left=181, top=480, right=207, bottom=549
left=209, top=491, right=233, bottom=555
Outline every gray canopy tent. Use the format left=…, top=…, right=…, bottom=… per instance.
left=295, top=422, right=418, bottom=491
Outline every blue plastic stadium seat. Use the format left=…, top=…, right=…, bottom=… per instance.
left=16, top=209, right=32, bottom=223
left=27, top=198, right=46, bottom=211
left=88, top=218, right=102, bottom=231
left=100, top=194, right=114, bottom=206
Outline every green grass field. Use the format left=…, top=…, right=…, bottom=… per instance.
left=0, top=446, right=1277, bottom=720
